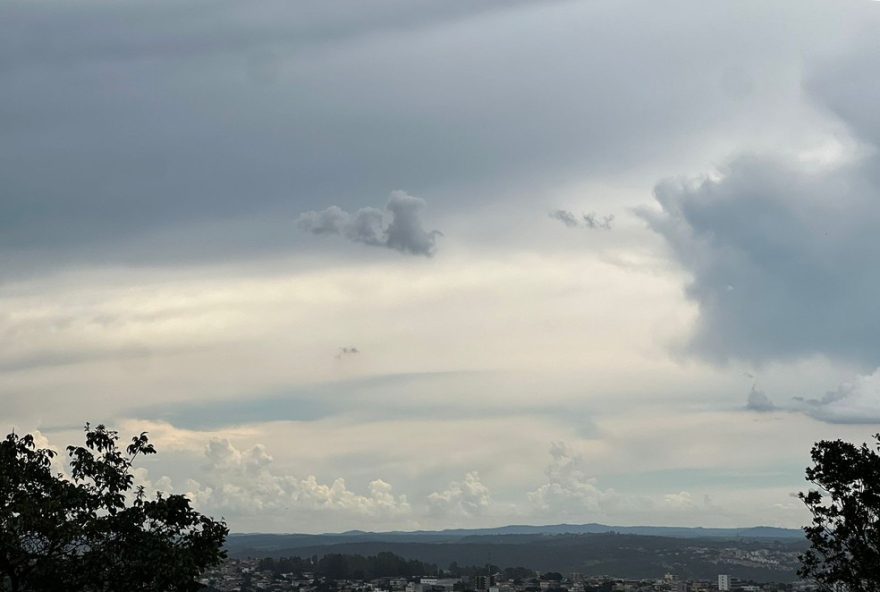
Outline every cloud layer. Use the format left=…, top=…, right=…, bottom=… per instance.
left=3, top=0, right=865, bottom=275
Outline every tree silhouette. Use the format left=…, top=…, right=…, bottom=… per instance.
left=0, top=423, right=227, bottom=591
left=798, top=434, right=880, bottom=592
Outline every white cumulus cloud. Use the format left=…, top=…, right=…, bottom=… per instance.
left=178, top=438, right=412, bottom=520
left=527, top=442, right=623, bottom=516
left=427, top=471, right=491, bottom=518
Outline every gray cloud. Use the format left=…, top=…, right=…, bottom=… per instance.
left=582, top=212, right=614, bottom=230
left=745, top=369, right=880, bottom=425
left=296, top=206, right=351, bottom=236
left=642, top=155, right=880, bottom=365
left=791, top=369, right=880, bottom=424
left=640, top=46, right=880, bottom=366
left=385, top=192, right=443, bottom=255
left=550, top=210, right=614, bottom=230
left=298, top=191, right=441, bottom=256
left=745, top=386, right=776, bottom=412
left=549, top=209, right=579, bottom=228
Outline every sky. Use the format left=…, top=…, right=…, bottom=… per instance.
left=3, top=0, right=880, bottom=534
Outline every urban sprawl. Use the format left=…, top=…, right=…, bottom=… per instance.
left=201, top=560, right=818, bottom=592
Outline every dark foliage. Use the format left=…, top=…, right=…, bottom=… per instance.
left=258, top=552, right=437, bottom=580
left=0, top=424, right=228, bottom=591
left=798, top=434, right=880, bottom=592
left=256, top=553, right=539, bottom=588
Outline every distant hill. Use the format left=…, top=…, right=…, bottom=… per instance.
left=226, top=526, right=808, bottom=583
left=382, top=523, right=803, bottom=539
left=229, top=523, right=804, bottom=550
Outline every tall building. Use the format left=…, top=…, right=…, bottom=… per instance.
left=718, top=575, right=731, bottom=591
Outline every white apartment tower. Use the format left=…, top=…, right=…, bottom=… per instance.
left=718, top=575, right=731, bottom=591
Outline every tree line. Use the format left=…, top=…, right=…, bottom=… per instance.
left=256, top=553, right=544, bottom=581
left=257, top=552, right=438, bottom=580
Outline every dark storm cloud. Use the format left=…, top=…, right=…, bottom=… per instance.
left=298, top=191, right=441, bottom=256
left=641, top=46, right=880, bottom=367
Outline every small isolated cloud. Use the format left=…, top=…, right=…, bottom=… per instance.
left=662, top=491, right=697, bottom=509
left=298, top=191, right=441, bottom=256
left=662, top=492, right=722, bottom=514
left=549, top=209, right=579, bottom=228
left=336, top=346, right=359, bottom=359
left=746, top=385, right=776, bottom=412
left=549, top=209, right=613, bottom=230
left=427, top=471, right=491, bottom=518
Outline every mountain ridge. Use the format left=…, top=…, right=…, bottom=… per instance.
left=231, top=522, right=803, bottom=540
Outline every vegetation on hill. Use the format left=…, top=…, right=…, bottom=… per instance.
left=229, top=533, right=805, bottom=582
left=256, top=552, right=539, bottom=583
left=258, top=552, right=438, bottom=580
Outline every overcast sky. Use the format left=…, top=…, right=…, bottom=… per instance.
left=4, top=0, right=880, bottom=533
